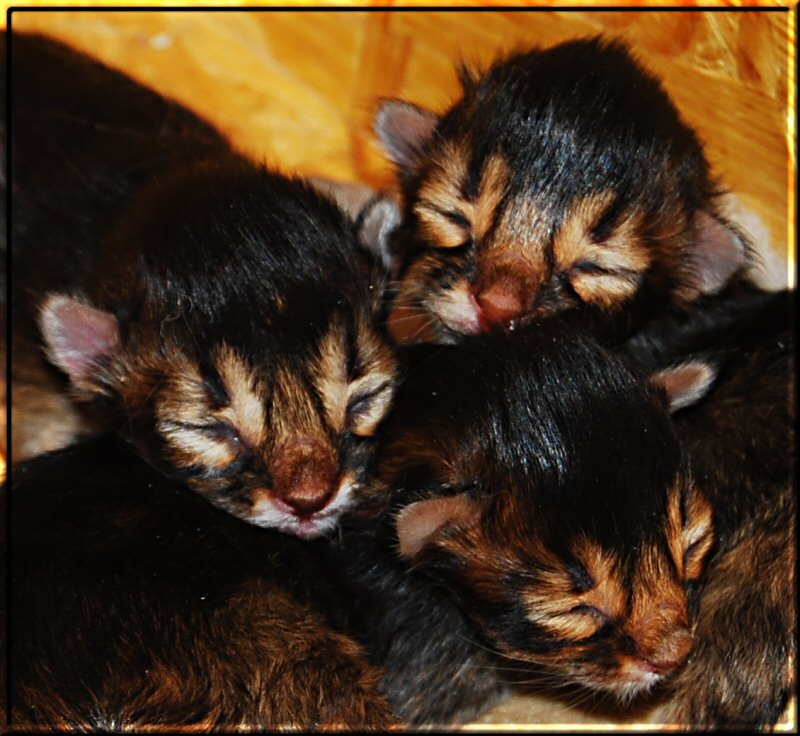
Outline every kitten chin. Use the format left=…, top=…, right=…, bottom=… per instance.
left=324, top=317, right=717, bottom=724
left=374, top=37, right=750, bottom=345
left=620, top=283, right=796, bottom=730
left=9, top=31, right=399, bottom=537
left=8, top=435, right=399, bottom=731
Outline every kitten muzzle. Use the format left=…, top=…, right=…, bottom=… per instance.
left=271, top=438, right=338, bottom=517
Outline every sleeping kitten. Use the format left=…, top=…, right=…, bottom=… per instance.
left=8, top=435, right=397, bottom=731
left=621, top=282, right=795, bottom=730
left=324, top=316, right=716, bottom=725
left=374, top=37, right=749, bottom=345
left=8, top=31, right=398, bottom=537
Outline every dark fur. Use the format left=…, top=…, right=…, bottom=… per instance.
left=8, top=436, right=398, bottom=731
left=323, top=318, right=714, bottom=724
left=376, top=37, right=748, bottom=345
left=621, top=284, right=796, bottom=730
left=8, top=31, right=398, bottom=536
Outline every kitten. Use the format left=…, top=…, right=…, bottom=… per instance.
left=7, top=435, right=398, bottom=731
left=8, top=31, right=398, bottom=537
left=324, top=316, right=716, bottom=725
left=621, top=282, right=796, bottom=730
left=374, top=37, right=749, bottom=345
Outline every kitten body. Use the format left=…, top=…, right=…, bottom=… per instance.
left=8, top=435, right=397, bottom=731
left=324, top=318, right=715, bottom=724
left=622, top=283, right=796, bottom=730
left=8, top=31, right=398, bottom=537
left=375, top=37, right=748, bottom=345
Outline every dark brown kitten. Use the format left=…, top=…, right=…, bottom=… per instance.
left=622, top=283, right=796, bottom=730
left=9, top=31, right=398, bottom=537
left=325, top=318, right=717, bottom=724
left=8, top=435, right=398, bottom=731
left=375, top=37, right=749, bottom=345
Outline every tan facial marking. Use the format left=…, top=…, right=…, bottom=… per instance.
left=160, top=423, right=238, bottom=470
left=554, top=192, right=651, bottom=308
left=574, top=539, right=627, bottom=621
left=415, top=141, right=471, bottom=248
left=270, top=364, right=323, bottom=444
left=516, top=537, right=624, bottom=640
left=471, top=154, right=511, bottom=242
left=314, top=321, right=349, bottom=433
left=666, top=480, right=714, bottom=581
left=215, top=345, right=266, bottom=448
left=414, top=146, right=511, bottom=249
left=346, top=319, right=398, bottom=437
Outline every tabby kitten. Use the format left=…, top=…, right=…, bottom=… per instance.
left=622, top=283, right=796, bottom=730
left=8, top=435, right=397, bottom=731
left=325, top=316, right=716, bottom=724
left=8, top=31, right=398, bottom=537
left=374, top=37, right=749, bottom=344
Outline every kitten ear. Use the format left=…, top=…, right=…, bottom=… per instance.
left=649, top=360, right=717, bottom=413
left=684, top=210, right=748, bottom=297
left=395, top=493, right=483, bottom=558
left=38, top=294, right=120, bottom=393
left=355, top=193, right=402, bottom=274
left=375, top=100, right=439, bottom=171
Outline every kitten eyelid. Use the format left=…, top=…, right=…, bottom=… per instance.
left=347, top=378, right=393, bottom=417
left=569, top=603, right=610, bottom=624
left=571, top=261, right=610, bottom=276
left=558, top=272, right=584, bottom=303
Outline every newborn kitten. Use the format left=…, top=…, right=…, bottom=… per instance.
left=325, top=317, right=716, bottom=725
left=8, top=435, right=397, bottom=731
left=374, top=37, right=749, bottom=344
left=8, top=31, right=398, bottom=537
left=622, top=282, right=796, bottom=730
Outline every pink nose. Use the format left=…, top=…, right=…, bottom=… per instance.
left=272, top=438, right=338, bottom=517
left=475, top=283, right=524, bottom=329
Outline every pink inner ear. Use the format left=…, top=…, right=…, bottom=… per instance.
left=689, top=211, right=746, bottom=296
left=650, top=361, right=717, bottom=413
left=395, top=493, right=481, bottom=558
left=375, top=100, right=439, bottom=169
left=39, top=294, right=120, bottom=387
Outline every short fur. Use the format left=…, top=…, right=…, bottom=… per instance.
left=8, top=31, right=398, bottom=537
left=621, top=283, right=796, bottom=730
left=8, top=436, right=398, bottom=731
left=375, top=37, right=749, bottom=345
left=323, top=317, right=715, bottom=725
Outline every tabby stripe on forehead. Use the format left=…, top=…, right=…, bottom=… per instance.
left=415, top=150, right=511, bottom=250
left=215, top=346, right=266, bottom=446
left=314, top=322, right=348, bottom=433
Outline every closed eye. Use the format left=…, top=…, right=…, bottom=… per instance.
left=347, top=379, right=394, bottom=437
left=569, top=603, right=608, bottom=621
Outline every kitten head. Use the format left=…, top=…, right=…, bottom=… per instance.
left=38, top=163, right=398, bottom=538
left=370, top=321, right=715, bottom=699
left=375, top=37, right=748, bottom=345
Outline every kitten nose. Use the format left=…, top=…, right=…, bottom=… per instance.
left=640, top=626, right=694, bottom=674
left=475, top=282, right=524, bottom=329
left=272, top=438, right=338, bottom=517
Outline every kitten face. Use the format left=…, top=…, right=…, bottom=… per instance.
left=371, top=323, right=715, bottom=699
left=38, top=167, right=398, bottom=538
left=377, top=38, right=747, bottom=345
left=396, top=477, right=713, bottom=701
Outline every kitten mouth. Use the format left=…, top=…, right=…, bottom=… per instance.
left=249, top=477, right=357, bottom=539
